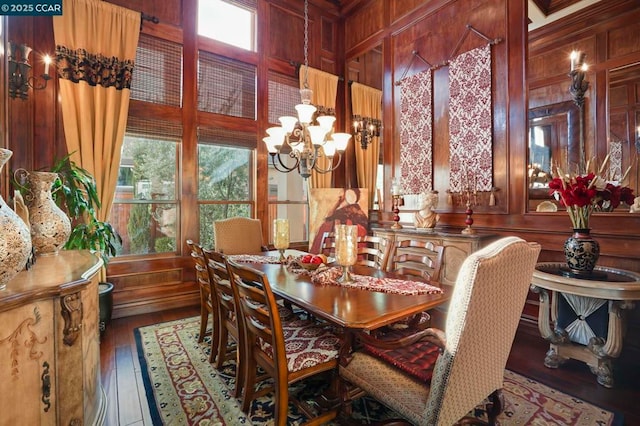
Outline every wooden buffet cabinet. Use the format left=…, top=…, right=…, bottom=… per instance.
left=0, top=251, right=105, bottom=426
left=372, top=228, right=496, bottom=286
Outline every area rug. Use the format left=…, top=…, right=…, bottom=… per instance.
left=135, top=316, right=623, bottom=425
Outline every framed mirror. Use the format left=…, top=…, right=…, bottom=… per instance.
left=528, top=101, right=580, bottom=211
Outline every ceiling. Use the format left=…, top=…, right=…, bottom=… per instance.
left=528, top=0, right=601, bottom=30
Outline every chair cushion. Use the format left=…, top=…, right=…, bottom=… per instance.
left=260, top=317, right=340, bottom=373
left=362, top=338, right=440, bottom=383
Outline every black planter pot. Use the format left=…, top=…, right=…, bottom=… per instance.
left=98, top=282, right=114, bottom=335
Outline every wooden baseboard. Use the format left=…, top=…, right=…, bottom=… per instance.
left=112, top=292, right=199, bottom=319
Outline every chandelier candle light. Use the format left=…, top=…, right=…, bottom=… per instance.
left=263, top=0, right=351, bottom=179
left=273, top=219, right=290, bottom=261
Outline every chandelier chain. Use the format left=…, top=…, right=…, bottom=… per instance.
left=303, top=0, right=309, bottom=88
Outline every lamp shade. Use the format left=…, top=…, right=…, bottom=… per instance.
left=332, top=133, right=352, bottom=151
left=295, top=104, right=317, bottom=124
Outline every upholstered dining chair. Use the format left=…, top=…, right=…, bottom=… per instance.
left=186, top=240, right=215, bottom=345
left=339, top=236, right=541, bottom=425
left=320, top=232, right=392, bottom=270
left=213, top=217, right=267, bottom=255
left=201, top=248, right=246, bottom=398
left=226, top=258, right=342, bottom=426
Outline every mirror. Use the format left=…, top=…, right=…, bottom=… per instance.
left=528, top=101, right=580, bottom=211
left=527, top=5, right=640, bottom=213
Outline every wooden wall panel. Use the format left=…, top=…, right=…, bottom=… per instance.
left=268, top=5, right=304, bottom=66
left=343, top=0, right=384, bottom=52
left=107, top=0, right=183, bottom=28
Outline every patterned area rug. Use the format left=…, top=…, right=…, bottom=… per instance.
left=135, top=317, right=623, bottom=425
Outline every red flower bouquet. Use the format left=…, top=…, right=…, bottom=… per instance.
left=548, top=170, right=635, bottom=229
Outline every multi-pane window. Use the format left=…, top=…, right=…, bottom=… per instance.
left=130, top=34, right=182, bottom=106
left=198, top=127, right=254, bottom=249
left=198, top=52, right=256, bottom=119
left=111, top=119, right=181, bottom=255
left=197, top=0, right=257, bottom=51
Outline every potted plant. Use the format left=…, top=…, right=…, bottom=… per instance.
left=49, top=153, right=122, bottom=265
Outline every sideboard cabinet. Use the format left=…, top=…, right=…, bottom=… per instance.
left=372, top=228, right=496, bottom=286
left=0, top=251, right=104, bottom=426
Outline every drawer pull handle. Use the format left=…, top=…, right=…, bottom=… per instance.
left=41, top=361, right=51, bottom=412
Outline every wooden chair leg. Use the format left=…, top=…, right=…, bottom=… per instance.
left=208, top=321, right=219, bottom=364
left=241, top=358, right=258, bottom=413
left=214, top=327, right=229, bottom=369
left=486, top=389, right=503, bottom=425
left=198, top=295, right=208, bottom=343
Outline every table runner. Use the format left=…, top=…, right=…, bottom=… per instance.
left=309, top=265, right=443, bottom=296
left=227, top=254, right=283, bottom=264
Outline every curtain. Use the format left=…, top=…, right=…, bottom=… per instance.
left=351, top=82, right=382, bottom=209
left=299, top=66, right=339, bottom=188
left=53, top=0, right=141, bottom=223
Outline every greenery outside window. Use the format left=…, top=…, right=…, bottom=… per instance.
left=198, top=127, right=254, bottom=249
left=111, top=119, right=181, bottom=256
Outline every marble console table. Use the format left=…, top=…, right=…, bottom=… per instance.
left=531, top=262, right=640, bottom=388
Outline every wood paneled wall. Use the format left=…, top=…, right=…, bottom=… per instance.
left=3, top=0, right=639, bottom=364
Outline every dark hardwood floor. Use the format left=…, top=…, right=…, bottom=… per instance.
left=100, top=306, right=640, bottom=425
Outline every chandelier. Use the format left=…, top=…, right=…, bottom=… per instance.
left=263, top=0, right=351, bottom=179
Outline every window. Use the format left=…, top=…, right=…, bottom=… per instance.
left=198, top=127, right=254, bottom=249
left=110, top=118, right=181, bottom=256
left=197, top=0, right=257, bottom=51
left=131, top=34, right=182, bottom=106
left=198, top=52, right=256, bottom=119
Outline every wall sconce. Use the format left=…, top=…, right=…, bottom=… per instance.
left=352, top=115, right=381, bottom=150
left=8, top=42, right=51, bottom=100
left=569, top=50, right=589, bottom=174
left=636, top=126, right=640, bottom=153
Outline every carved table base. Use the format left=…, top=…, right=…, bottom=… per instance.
left=531, top=263, right=640, bottom=388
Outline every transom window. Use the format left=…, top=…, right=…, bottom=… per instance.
left=197, top=0, right=257, bottom=51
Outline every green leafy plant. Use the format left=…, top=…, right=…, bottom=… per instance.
left=49, top=153, right=122, bottom=265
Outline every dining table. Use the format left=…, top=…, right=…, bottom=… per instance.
left=227, top=249, right=452, bottom=418
left=229, top=249, right=452, bottom=335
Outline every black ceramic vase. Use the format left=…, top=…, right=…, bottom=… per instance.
left=564, top=228, right=600, bottom=275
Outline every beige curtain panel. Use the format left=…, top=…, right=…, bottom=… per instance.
left=351, top=82, right=382, bottom=209
left=53, top=0, right=141, bottom=223
left=299, top=66, right=339, bottom=189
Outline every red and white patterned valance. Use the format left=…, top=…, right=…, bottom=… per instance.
left=448, top=44, right=493, bottom=192
left=399, top=70, right=433, bottom=194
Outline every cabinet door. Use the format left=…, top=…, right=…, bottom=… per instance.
left=0, top=301, right=56, bottom=426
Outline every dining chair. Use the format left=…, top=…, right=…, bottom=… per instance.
left=213, top=217, right=267, bottom=255
left=339, top=236, right=541, bottom=425
left=386, top=239, right=444, bottom=282
left=186, top=239, right=215, bottom=344
left=320, top=232, right=392, bottom=270
left=201, top=248, right=246, bottom=398
left=226, top=258, right=341, bottom=426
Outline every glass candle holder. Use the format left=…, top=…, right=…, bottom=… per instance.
left=273, top=219, right=290, bottom=261
left=335, top=224, right=357, bottom=282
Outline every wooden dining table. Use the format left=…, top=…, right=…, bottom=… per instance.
left=234, top=250, right=451, bottom=331
left=229, top=249, right=451, bottom=419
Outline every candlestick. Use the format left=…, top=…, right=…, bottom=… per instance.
left=273, top=218, right=289, bottom=261
left=461, top=199, right=476, bottom=235
left=391, top=194, right=402, bottom=229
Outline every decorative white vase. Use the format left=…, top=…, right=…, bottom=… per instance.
left=21, top=170, right=71, bottom=255
left=0, top=149, right=32, bottom=290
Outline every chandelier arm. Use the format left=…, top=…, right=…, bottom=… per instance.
left=270, top=153, right=299, bottom=173
left=312, top=152, right=341, bottom=174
